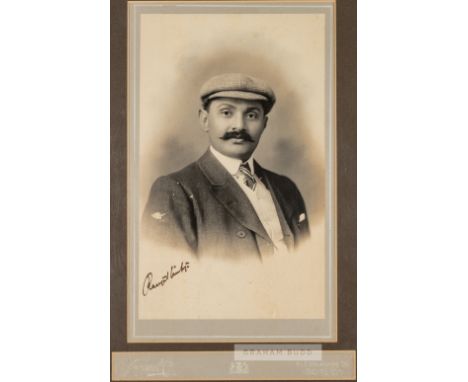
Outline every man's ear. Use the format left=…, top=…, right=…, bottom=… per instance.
left=263, top=116, right=269, bottom=130
left=198, top=108, right=209, bottom=131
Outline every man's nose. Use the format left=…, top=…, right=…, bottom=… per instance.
left=230, top=112, right=245, bottom=130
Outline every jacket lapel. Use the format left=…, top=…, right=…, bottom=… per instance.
left=197, top=151, right=271, bottom=243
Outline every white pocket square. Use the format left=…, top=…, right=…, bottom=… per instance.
left=151, top=211, right=167, bottom=220
left=299, top=213, right=306, bottom=223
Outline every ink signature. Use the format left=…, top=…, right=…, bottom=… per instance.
left=142, top=261, right=190, bottom=296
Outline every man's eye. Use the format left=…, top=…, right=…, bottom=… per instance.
left=247, top=113, right=258, bottom=119
left=221, top=110, right=232, bottom=117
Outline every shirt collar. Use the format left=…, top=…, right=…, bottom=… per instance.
left=210, top=146, right=255, bottom=176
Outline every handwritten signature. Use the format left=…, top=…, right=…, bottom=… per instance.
left=142, top=261, right=190, bottom=296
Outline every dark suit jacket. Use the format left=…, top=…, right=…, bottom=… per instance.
left=142, top=150, right=309, bottom=259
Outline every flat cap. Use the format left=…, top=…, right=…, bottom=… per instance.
left=200, top=73, right=276, bottom=114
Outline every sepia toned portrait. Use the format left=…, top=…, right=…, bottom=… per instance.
left=127, top=1, right=337, bottom=342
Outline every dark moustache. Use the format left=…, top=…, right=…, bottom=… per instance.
left=142, top=261, right=190, bottom=296
left=220, top=130, right=254, bottom=142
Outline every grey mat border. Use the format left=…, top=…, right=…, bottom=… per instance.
left=127, top=1, right=337, bottom=343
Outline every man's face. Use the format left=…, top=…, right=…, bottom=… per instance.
left=199, top=98, right=268, bottom=161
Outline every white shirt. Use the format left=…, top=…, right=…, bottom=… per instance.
left=210, top=146, right=288, bottom=255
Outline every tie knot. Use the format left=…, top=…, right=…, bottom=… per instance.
left=238, top=162, right=256, bottom=190
left=239, top=162, right=252, bottom=174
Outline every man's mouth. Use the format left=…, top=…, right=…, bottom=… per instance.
left=230, top=138, right=247, bottom=144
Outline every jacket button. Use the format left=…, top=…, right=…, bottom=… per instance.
left=236, top=230, right=246, bottom=238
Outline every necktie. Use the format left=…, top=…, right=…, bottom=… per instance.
left=239, top=162, right=257, bottom=191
